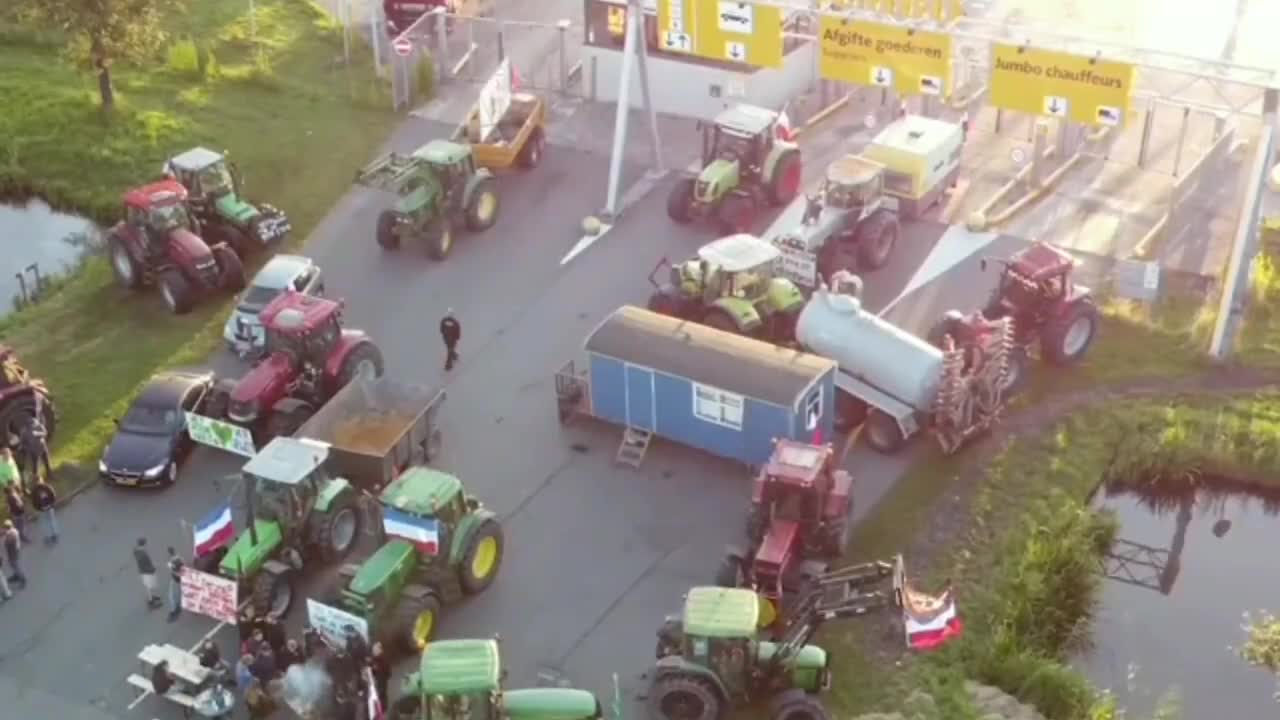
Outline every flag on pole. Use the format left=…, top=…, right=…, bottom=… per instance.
left=382, top=507, right=440, bottom=555
left=193, top=502, right=235, bottom=558
left=776, top=109, right=793, bottom=141
left=366, top=666, right=384, bottom=720
left=902, top=583, right=963, bottom=651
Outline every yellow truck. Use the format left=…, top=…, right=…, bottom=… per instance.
left=452, top=59, right=547, bottom=171
left=860, top=114, right=964, bottom=220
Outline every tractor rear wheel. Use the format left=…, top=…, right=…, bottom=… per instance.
left=312, top=499, right=361, bottom=562
left=717, top=193, right=756, bottom=234
left=1041, top=297, right=1099, bottom=365
left=212, top=245, right=246, bottom=291
left=464, top=177, right=500, bottom=231
left=834, top=392, right=867, bottom=431
left=1003, top=346, right=1029, bottom=396
left=391, top=591, right=442, bottom=655
left=854, top=210, right=899, bottom=270
left=376, top=210, right=401, bottom=250
left=158, top=269, right=194, bottom=315
left=667, top=178, right=696, bottom=223
left=647, top=675, right=724, bottom=720
left=108, top=235, right=142, bottom=290
left=251, top=569, right=296, bottom=618
left=459, top=519, right=504, bottom=595
left=768, top=689, right=831, bottom=720
left=517, top=126, right=546, bottom=169
left=863, top=410, right=905, bottom=455
left=767, top=150, right=802, bottom=206
left=337, top=342, right=385, bottom=387
left=425, top=219, right=455, bottom=261
left=701, top=309, right=740, bottom=336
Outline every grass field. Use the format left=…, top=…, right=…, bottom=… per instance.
left=0, top=0, right=399, bottom=477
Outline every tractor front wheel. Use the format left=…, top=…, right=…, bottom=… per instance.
left=1003, top=346, right=1029, bottom=396
left=1041, top=297, right=1099, bottom=365
left=108, top=235, right=142, bottom=290
left=213, top=245, right=246, bottom=291
left=464, top=178, right=500, bottom=232
left=667, top=179, right=696, bottom=224
left=338, top=342, right=385, bottom=387
left=459, top=519, right=504, bottom=595
left=159, top=269, right=195, bottom=315
left=313, top=501, right=361, bottom=562
left=767, top=150, right=802, bottom=206
left=425, top=219, right=455, bottom=261
left=863, top=410, right=906, bottom=455
left=717, top=193, right=756, bottom=234
left=376, top=210, right=401, bottom=250
left=854, top=209, right=899, bottom=271
left=714, top=549, right=745, bottom=587
left=391, top=592, right=443, bottom=655
left=834, top=392, right=868, bottom=431
left=251, top=569, right=296, bottom=619
left=647, top=675, right=724, bottom=720
left=768, top=689, right=831, bottom=720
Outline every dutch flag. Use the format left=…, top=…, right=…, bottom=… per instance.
left=193, top=502, right=234, bottom=558
left=382, top=507, right=440, bottom=555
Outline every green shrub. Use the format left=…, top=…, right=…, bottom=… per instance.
left=166, top=37, right=201, bottom=78
left=413, top=53, right=436, bottom=103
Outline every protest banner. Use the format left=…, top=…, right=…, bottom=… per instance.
left=180, top=566, right=239, bottom=624
left=306, top=598, right=370, bottom=647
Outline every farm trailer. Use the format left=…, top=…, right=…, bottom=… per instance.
left=554, top=306, right=837, bottom=469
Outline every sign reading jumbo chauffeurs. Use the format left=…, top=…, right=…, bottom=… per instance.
left=818, top=16, right=952, bottom=96
left=989, top=44, right=1137, bottom=127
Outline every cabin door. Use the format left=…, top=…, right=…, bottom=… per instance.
left=623, top=364, right=655, bottom=431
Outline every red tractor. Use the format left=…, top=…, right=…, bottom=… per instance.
left=106, top=180, right=246, bottom=315
left=929, top=241, right=1099, bottom=391
left=0, top=346, right=57, bottom=453
left=209, top=293, right=385, bottom=440
left=716, top=440, right=853, bottom=634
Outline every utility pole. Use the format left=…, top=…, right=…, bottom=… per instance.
left=602, top=0, right=664, bottom=222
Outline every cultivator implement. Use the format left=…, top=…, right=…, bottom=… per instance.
left=932, top=317, right=1016, bottom=454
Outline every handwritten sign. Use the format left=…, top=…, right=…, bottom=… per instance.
left=306, top=598, right=369, bottom=647
left=476, top=59, right=513, bottom=141
left=181, top=566, right=239, bottom=624
left=186, top=412, right=256, bottom=458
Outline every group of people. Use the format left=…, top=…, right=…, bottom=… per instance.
left=0, top=416, right=58, bottom=603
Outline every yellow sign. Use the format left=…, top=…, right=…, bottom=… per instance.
left=657, top=0, right=694, bottom=54
left=824, top=0, right=966, bottom=23
left=818, top=16, right=952, bottom=96
left=989, top=44, right=1137, bottom=126
left=691, top=0, right=784, bottom=69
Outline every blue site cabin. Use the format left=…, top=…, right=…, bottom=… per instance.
left=582, top=306, right=837, bottom=466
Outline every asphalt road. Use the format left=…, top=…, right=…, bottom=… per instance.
left=0, top=106, right=1038, bottom=720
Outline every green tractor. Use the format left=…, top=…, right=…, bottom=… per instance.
left=391, top=638, right=604, bottom=720
left=355, top=140, right=500, bottom=261
left=334, top=466, right=504, bottom=656
left=648, top=561, right=903, bottom=720
left=164, top=147, right=292, bottom=256
left=647, top=234, right=805, bottom=343
left=667, top=104, right=802, bottom=234
left=212, top=437, right=362, bottom=617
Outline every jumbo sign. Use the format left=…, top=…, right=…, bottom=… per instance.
left=989, top=44, right=1137, bottom=126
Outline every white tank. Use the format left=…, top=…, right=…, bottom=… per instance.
left=796, top=281, right=944, bottom=411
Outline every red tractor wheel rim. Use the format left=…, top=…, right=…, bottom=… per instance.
left=781, top=160, right=802, bottom=197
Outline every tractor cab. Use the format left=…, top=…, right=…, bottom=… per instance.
left=411, top=140, right=474, bottom=198
left=165, top=147, right=242, bottom=204
left=123, top=181, right=196, bottom=253
left=702, top=104, right=777, bottom=172
left=751, top=442, right=836, bottom=529
left=821, top=155, right=887, bottom=218
left=677, top=587, right=763, bottom=697
left=260, top=293, right=345, bottom=376
left=378, top=467, right=479, bottom=557
left=682, top=234, right=782, bottom=302
left=983, top=241, right=1078, bottom=321
left=400, top=639, right=502, bottom=720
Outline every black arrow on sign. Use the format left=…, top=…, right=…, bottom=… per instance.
left=875, top=69, right=887, bottom=84
left=731, top=45, right=743, bottom=59
left=1049, top=98, right=1062, bottom=114
left=1098, top=107, right=1118, bottom=122
left=920, top=77, right=938, bottom=90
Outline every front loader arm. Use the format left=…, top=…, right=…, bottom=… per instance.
left=354, top=153, right=418, bottom=193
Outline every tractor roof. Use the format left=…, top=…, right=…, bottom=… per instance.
left=756, top=518, right=800, bottom=567
left=825, top=154, right=884, bottom=186
left=349, top=538, right=415, bottom=594
left=379, top=466, right=462, bottom=517
left=418, top=639, right=502, bottom=694
left=1008, top=241, right=1076, bottom=281
left=683, top=586, right=760, bottom=638
left=123, top=180, right=189, bottom=209
left=259, top=292, right=341, bottom=334
left=412, top=139, right=471, bottom=165
left=167, top=146, right=225, bottom=172
left=715, top=104, right=777, bottom=137
left=697, top=234, right=780, bottom=272
left=764, top=440, right=830, bottom=486
left=242, top=437, right=329, bottom=485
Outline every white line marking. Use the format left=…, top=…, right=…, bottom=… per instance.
left=561, top=224, right=614, bottom=266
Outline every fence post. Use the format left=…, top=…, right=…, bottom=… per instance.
left=590, top=55, right=598, bottom=102
left=558, top=19, right=571, bottom=92
left=496, top=20, right=505, bottom=62
left=1138, top=107, right=1154, bottom=168
left=1172, top=106, right=1191, bottom=177
left=995, top=108, right=1003, bottom=133
left=435, top=8, right=452, bottom=80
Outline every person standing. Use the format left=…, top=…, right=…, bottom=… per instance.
left=133, top=538, right=162, bottom=609
left=4, top=486, right=28, bottom=543
left=0, top=448, right=19, bottom=493
left=30, top=479, right=57, bottom=545
left=18, top=417, right=51, bottom=490
left=3, top=520, right=25, bottom=588
left=368, top=641, right=391, bottom=711
left=439, top=309, right=461, bottom=371
left=165, top=547, right=184, bottom=622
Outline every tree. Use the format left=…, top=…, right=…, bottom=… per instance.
left=18, top=0, right=175, bottom=111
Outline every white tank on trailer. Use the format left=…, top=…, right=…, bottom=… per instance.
left=796, top=279, right=944, bottom=411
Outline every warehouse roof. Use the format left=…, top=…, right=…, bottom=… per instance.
left=585, top=306, right=835, bottom=407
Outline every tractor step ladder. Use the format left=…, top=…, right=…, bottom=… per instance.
left=616, top=427, right=653, bottom=468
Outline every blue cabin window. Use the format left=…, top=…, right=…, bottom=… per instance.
left=804, top=389, right=822, bottom=431
left=693, top=383, right=744, bottom=430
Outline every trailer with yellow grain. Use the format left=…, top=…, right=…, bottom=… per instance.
left=452, top=59, right=548, bottom=171
left=859, top=114, right=964, bottom=220
left=296, top=375, right=446, bottom=494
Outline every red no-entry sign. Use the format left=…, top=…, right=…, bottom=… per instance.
left=393, top=37, right=413, bottom=57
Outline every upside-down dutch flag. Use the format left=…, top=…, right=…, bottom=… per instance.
left=193, top=502, right=234, bottom=558
left=903, top=585, right=964, bottom=651
left=366, top=666, right=384, bottom=720
left=382, top=507, right=440, bottom=555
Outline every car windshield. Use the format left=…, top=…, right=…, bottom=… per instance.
left=198, top=162, right=234, bottom=194
left=121, top=402, right=180, bottom=434
left=149, top=203, right=190, bottom=232
left=242, top=285, right=281, bottom=308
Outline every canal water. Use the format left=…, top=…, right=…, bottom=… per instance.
left=0, top=200, right=100, bottom=318
left=1079, top=482, right=1280, bottom=718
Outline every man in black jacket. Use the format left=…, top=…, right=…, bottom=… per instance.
left=440, top=309, right=461, bottom=371
left=30, top=479, right=56, bottom=544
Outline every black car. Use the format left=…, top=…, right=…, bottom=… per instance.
left=99, top=371, right=214, bottom=488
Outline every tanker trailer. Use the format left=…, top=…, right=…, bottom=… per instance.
left=795, top=272, right=1017, bottom=455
